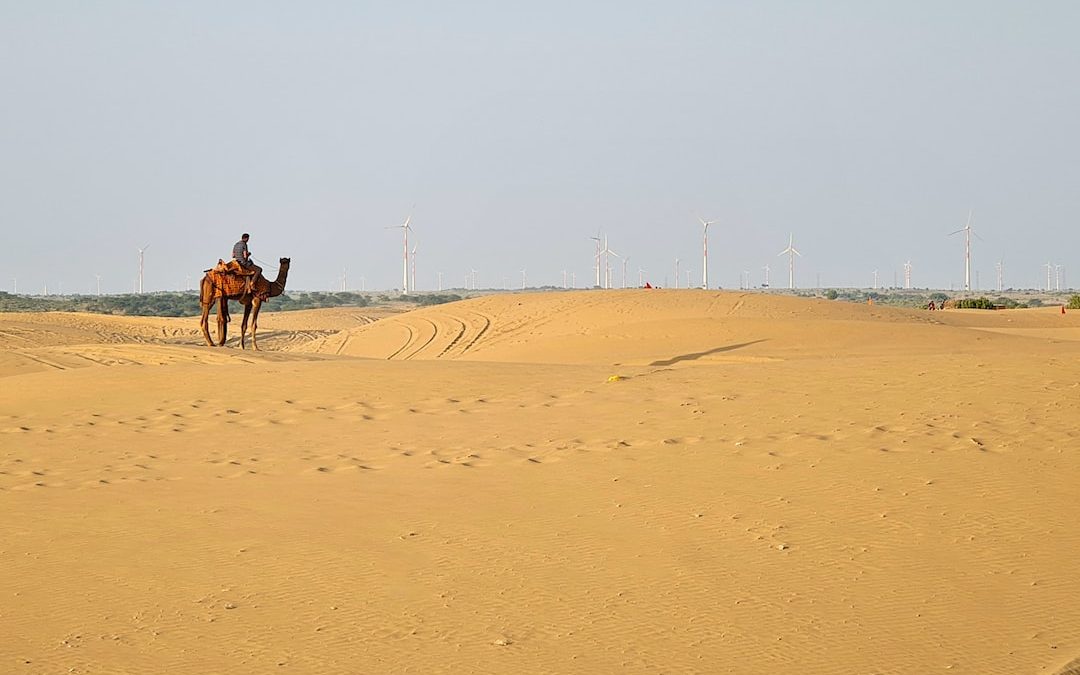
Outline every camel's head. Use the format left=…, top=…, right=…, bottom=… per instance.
left=279, top=257, right=291, bottom=268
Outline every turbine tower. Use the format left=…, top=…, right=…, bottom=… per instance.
left=589, top=232, right=602, bottom=288
left=386, top=214, right=414, bottom=294
left=599, top=236, right=620, bottom=289
left=410, top=244, right=418, bottom=293
left=777, top=234, right=801, bottom=289
left=95, top=274, right=102, bottom=296
left=674, top=257, right=680, bottom=289
left=762, top=264, right=771, bottom=288
left=1045, top=261, right=1053, bottom=291
left=995, top=258, right=1003, bottom=292
left=903, top=261, right=912, bottom=290
left=698, top=216, right=716, bottom=289
left=948, top=210, right=975, bottom=292
left=520, top=268, right=528, bottom=290
left=621, top=256, right=630, bottom=289
left=137, top=244, right=149, bottom=294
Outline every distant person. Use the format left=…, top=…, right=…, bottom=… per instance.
left=928, top=300, right=936, bottom=311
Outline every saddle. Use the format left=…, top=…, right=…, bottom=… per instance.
left=207, top=259, right=262, bottom=296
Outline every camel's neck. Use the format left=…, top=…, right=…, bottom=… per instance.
left=269, top=266, right=289, bottom=298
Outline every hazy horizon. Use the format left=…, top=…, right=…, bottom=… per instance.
left=2, top=2, right=1078, bottom=294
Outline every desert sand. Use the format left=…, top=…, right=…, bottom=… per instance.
left=2, top=291, right=1079, bottom=674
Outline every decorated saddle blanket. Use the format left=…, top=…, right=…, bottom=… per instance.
left=206, top=260, right=266, bottom=298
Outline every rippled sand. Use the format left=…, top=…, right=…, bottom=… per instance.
left=2, top=291, right=1079, bottom=674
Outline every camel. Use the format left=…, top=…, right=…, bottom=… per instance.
left=199, top=258, right=291, bottom=350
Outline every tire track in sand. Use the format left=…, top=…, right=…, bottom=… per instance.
left=459, top=311, right=493, bottom=356
left=385, top=323, right=419, bottom=360
left=436, top=316, right=468, bottom=359
left=402, top=318, right=439, bottom=360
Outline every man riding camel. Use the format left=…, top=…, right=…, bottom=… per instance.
left=223, top=233, right=261, bottom=294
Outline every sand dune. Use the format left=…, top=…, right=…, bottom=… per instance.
left=2, top=292, right=1079, bottom=674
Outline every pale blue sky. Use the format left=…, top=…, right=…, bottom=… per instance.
left=2, top=1, right=1077, bottom=293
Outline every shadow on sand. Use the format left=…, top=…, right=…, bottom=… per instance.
left=648, top=339, right=768, bottom=367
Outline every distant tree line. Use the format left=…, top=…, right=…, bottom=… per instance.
left=0, top=290, right=463, bottom=316
left=819, top=288, right=1049, bottom=310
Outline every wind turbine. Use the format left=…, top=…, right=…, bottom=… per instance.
left=638, top=267, right=646, bottom=287
left=995, top=258, right=1003, bottom=292
left=621, top=256, right=631, bottom=289
left=1045, top=261, right=1053, bottom=291
left=600, top=236, right=620, bottom=289
left=520, top=268, right=528, bottom=290
left=137, top=244, right=149, bottom=294
left=589, top=232, right=602, bottom=288
left=95, top=274, right=102, bottom=296
left=386, top=213, right=414, bottom=294
left=761, top=264, right=771, bottom=288
left=903, top=261, right=912, bottom=289
left=777, top=234, right=801, bottom=289
left=872, top=269, right=879, bottom=290
left=698, top=216, right=716, bottom=289
left=674, top=257, right=680, bottom=289
left=948, top=210, right=976, bottom=292
left=437, top=271, right=443, bottom=292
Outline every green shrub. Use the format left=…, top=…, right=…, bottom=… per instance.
left=414, top=294, right=462, bottom=307
left=953, top=297, right=994, bottom=310
left=1067, top=295, right=1080, bottom=310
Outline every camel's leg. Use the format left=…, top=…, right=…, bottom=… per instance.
left=199, top=301, right=215, bottom=346
left=240, top=302, right=253, bottom=350
left=250, top=298, right=263, bottom=351
left=217, top=298, right=229, bottom=346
